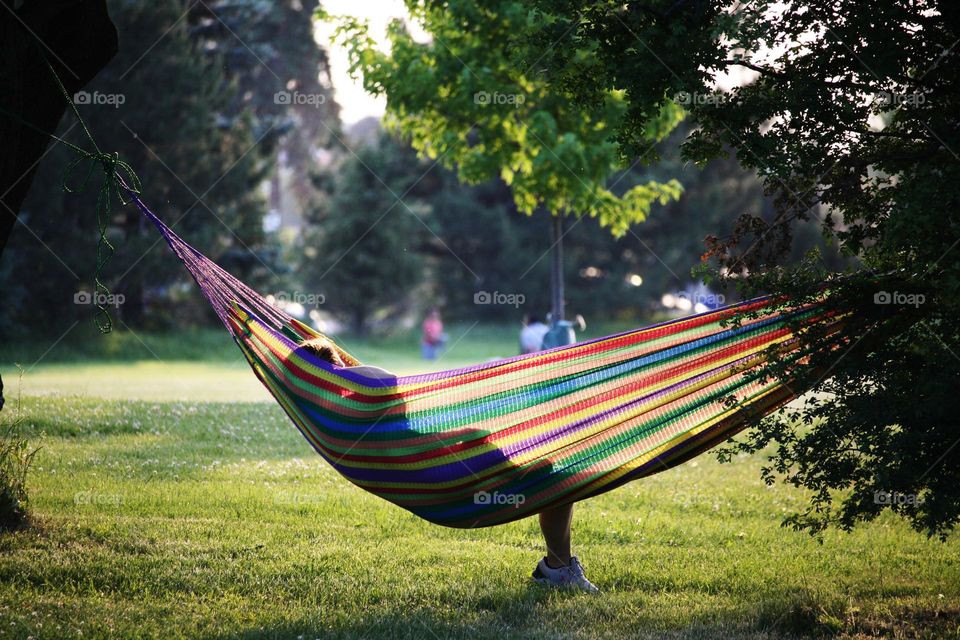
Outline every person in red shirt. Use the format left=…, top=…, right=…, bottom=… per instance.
left=421, top=308, right=447, bottom=360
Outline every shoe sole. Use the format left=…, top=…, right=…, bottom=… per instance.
left=530, top=576, right=599, bottom=593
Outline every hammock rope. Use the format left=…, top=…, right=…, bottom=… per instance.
left=49, top=55, right=142, bottom=332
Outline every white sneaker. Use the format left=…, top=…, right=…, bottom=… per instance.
left=531, top=556, right=600, bottom=593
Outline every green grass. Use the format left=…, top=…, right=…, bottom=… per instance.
left=0, top=320, right=638, bottom=400
left=0, top=328, right=958, bottom=639
left=0, top=323, right=513, bottom=402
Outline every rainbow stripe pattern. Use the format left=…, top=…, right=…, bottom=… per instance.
left=134, top=194, right=840, bottom=528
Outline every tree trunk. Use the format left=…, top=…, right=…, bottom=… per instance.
left=550, top=214, right=564, bottom=322
left=0, top=0, right=118, bottom=259
left=0, top=0, right=117, bottom=411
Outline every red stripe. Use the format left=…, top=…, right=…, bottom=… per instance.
left=245, top=296, right=787, bottom=406
left=328, top=325, right=795, bottom=464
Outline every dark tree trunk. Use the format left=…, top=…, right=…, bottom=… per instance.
left=0, top=0, right=118, bottom=258
left=550, top=214, right=565, bottom=322
left=0, top=0, right=118, bottom=410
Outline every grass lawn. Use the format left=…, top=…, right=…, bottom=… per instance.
left=1, top=326, right=958, bottom=639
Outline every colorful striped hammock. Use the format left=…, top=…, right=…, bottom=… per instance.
left=133, top=195, right=842, bottom=529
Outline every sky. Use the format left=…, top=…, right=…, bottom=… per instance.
left=315, top=0, right=426, bottom=126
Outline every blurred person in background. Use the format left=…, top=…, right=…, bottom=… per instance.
left=519, top=314, right=550, bottom=354
left=421, top=308, right=447, bottom=360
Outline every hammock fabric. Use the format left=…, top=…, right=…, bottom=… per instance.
left=132, top=194, right=842, bottom=529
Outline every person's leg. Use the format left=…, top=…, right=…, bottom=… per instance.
left=538, top=503, right=574, bottom=567
left=532, top=502, right=598, bottom=592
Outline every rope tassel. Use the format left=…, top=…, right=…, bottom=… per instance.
left=62, top=150, right=142, bottom=332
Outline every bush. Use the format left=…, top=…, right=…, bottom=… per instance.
left=0, top=375, right=38, bottom=530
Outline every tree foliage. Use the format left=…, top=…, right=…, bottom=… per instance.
left=301, top=135, right=427, bottom=333
left=1, top=0, right=271, bottom=332
left=426, top=120, right=842, bottom=322
left=1, top=0, right=329, bottom=333
left=188, top=0, right=341, bottom=205
left=323, top=1, right=683, bottom=236
left=518, top=0, right=960, bottom=537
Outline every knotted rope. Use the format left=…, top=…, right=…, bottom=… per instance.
left=0, top=54, right=141, bottom=332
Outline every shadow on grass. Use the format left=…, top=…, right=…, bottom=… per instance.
left=4, top=510, right=956, bottom=640
left=201, top=586, right=614, bottom=640
left=200, top=593, right=960, bottom=640
left=752, top=591, right=960, bottom=639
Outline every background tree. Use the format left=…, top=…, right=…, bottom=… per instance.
left=188, top=0, right=342, bottom=229
left=325, top=1, right=684, bottom=325
left=426, top=120, right=828, bottom=322
left=301, top=134, right=427, bottom=334
left=425, top=179, right=531, bottom=319
left=0, top=0, right=271, bottom=333
left=519, top=0, right=960, bottom=537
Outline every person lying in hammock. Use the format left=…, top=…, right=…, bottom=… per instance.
left=301, top=335, right=600, bottom=593
left=300, top=337, right=395, bottom=379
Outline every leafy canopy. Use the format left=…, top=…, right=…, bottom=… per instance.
left=521, top=0, right=960, bottom=538
left=321, top=1, right=684, bottom=236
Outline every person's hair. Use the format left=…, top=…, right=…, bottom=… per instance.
left=299, top=337, right=346, bottom=366
left=528, top=315, right=542, bottom=325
